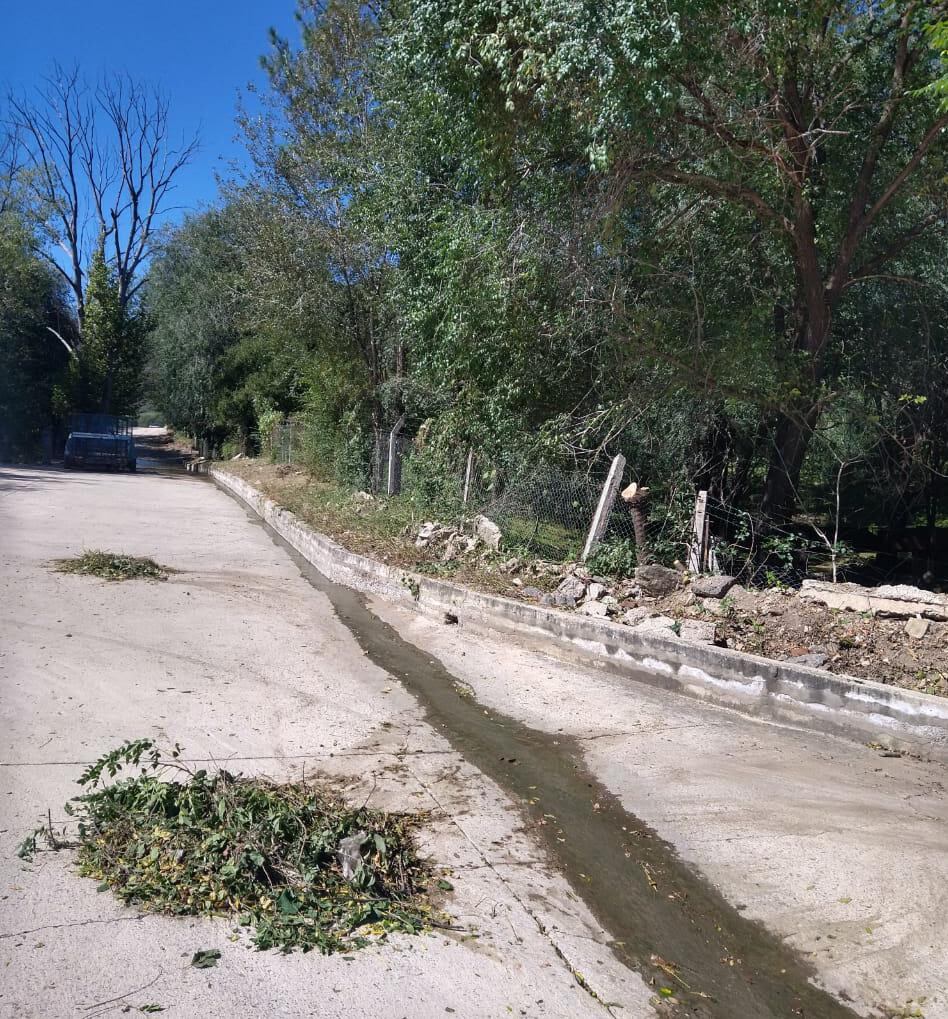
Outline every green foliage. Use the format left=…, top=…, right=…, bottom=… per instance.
left=586, top=539, right=638, bottom=579
left=390, top=0, right=948, bottom=517
left=46, top=740, right=438, bottom=954
left=256, top=405, right=282, bottom=459
left=190, top=950, right=221, bottom=969
left=0, top=209, right=72, bottom=457
left=53, top=550, right=170, bottom=582
left=922, top=18, right=948, bottom=110
left=62, top=247, right=147, bottom=416
left=145, top=208, right=246, bottom=442
left=143, top=0, right=948, bottom=573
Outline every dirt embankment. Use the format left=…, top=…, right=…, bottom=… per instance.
left=217, top=460, right=948, bottom=698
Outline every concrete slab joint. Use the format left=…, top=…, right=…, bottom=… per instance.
left=211, top=469, right=948, bottom=762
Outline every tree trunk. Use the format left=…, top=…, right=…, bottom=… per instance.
left=760, top=233, right=834, bottom=520
left=760, top=410, right=814, bottom=519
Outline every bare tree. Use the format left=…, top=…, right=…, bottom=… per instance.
left=7, top=64, right=197, bottom=330
left=0, top=123, right=23, bottom=216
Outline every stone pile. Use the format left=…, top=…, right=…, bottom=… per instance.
left=412, top=516, right=505, bottom=562
left=526, top=563, right=731, bottom=644
left=800, top=579, right=948, bottom=621
left=414, top=521, right=480, bottom=561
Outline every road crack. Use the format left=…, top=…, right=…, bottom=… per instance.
left=0, top=913, right=145, bottom=940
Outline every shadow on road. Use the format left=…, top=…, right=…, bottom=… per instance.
left=0, top=466, right=97, bottom=492
left=1, top=433, right=201, bottom=488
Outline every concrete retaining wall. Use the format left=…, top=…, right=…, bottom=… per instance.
left=212, top=468, right=948, bottom=762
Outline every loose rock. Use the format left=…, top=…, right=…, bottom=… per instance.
left=691, top=574, right=736, bottom=598
left=621, top=607, right=654, bottom=626
left=678, top=619, right=718, bottom=644
left=554, top=575, right=587, bottom=602
left=790, top=652, right=828, bottom=669
left=415, top=521, right=443, bottom=548
left=905, top=617, right=930, bottom=639
left=631, top=614, right=676, bottom=634
left=634, top=564, right=683, bottom=597
left=580, top=600, right=610, bottom=618
left=472, top=515, right=502, bottom=551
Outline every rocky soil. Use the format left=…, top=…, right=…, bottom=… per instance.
left=531, top=563, right=948, bottom=698
left=218, top=461, right=948, bottom=698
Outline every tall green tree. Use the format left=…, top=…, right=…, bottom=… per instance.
left=145, top=0, right=948, bottom=556
left=394, top=0, right=948, bottom=516
left=70, top=246, right=144, bottom=415
left=0, top=209, right=72, bottom=456
left=243, top=1, right=398, bottom=435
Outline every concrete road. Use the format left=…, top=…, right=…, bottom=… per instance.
left=0, top=465, right=654, bottom=1019
left=1, top=465, right=946, bottom=1019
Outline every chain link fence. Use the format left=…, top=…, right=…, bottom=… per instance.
left=265, top=415, right=694, bottom=566
left=268, top=420, right=299, bottom=465
left=257, top=414, right=947, bottom=584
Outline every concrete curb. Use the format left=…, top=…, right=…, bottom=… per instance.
left=212, top=468, right=948, bottom=762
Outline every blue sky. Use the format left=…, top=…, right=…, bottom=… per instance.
left=1, top=0, right=300, bottom=222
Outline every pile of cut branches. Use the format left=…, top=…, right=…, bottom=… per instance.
left=53, top=551, right=170, bottom=582
left=29, top=740, right=437, bottom=953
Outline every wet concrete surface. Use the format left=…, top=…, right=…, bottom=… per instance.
left=134, top=433, right=196, bottom=475
left=254, top=511, right=861, bottom=1019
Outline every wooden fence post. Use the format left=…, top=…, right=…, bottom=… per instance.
left=387, top=414, right=407, bottom=496
left=582, top=454, right=626, bottom=561
left=688, top=490, right=709, bottom=573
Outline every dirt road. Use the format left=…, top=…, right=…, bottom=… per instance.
left=1, top=464, right=945, bottom=1018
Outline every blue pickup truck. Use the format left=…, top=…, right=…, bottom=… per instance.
left=63, top=414, right=137, bottom=472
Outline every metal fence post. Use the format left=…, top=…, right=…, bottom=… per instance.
left=462, top=449, right=474, bottom=504
left=582, top=454, right=626, bottom=561
left=387, top=414, right=407, bottom=496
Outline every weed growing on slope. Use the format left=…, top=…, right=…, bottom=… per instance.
left=52, top=550, right=170, bottom=581
left=23, top=740, right=440, bottom=953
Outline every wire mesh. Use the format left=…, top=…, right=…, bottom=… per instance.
left=704, top=496, right=871, bottom=587
left=368, top=427, right=415, bottom=495
left=461, top=461, right=683, bottom=565
left=477, top=467, right=600, bottom=561
left=253, top=417, right=948, bottom=586
left=269, top=420, right=298, bottom=465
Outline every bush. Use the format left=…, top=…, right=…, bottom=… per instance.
left=586, top=538, right=638, bottom=578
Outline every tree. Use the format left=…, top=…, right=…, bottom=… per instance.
left=0, top=126, right=22, bottom=217
left=146, top=208, right=244, bottom=443
left=6, top=65, right=197, bottom=334
left=0, top=207, right=72, bottom=456
left=146, top=199, right=321, bottom=450
left=395, top=0, right=948, bottom=516
left=242, top=1, right=397, bottom=436
left=69, top=245, right=143, bottom=414
left=925, top=16, right=948, bottom=108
